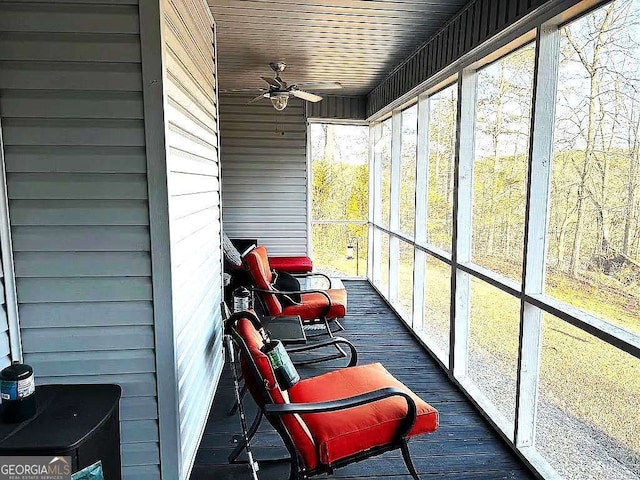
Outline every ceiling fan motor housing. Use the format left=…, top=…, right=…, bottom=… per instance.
left=269, top=62, right=287, bottom=73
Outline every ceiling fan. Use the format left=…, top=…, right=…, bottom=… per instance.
left=229, top=62, right=343, bottom=111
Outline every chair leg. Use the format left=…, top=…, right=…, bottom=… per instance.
left=400, top=439, right=420, bottom=480
left=289, top=453, right=303, bottom=480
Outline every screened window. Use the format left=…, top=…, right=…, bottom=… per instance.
left=367, top=2, right=640, bottom=479
left=380, top=119, right=392, bottom=229
left=546, top=0, right=640, bottom=336
left=472, top=44, right=535, bottom=282
left=421, top=254, right=451, bottom=362
left=373, top=231, right=390, bottom=297
left=395, top=240, right=414, bottom=321
left=427, top=85, right=457, bottom=252
left=399, top=105, right=417, bottom=239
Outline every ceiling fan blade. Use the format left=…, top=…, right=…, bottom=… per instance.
left=248, top=93, right=267, bottom=104
left=293, top=81, right=343, bottom=90
left=220, top=87, right=266, bottom=93
left=291, top=90, right=323, bottom=102
left=261, top=76, right=283, bottom=88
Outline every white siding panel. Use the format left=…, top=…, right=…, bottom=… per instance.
left=220, top=95, right=308, bottom=255
left=0, top=62, right=143, bottom=91
left=1, top=118, right=145, bottom=147
left=12, top=226, right=150, bottom=252
left=21, top=325, right=154, bottom=353
left=122, top=466, right=161, bottom=480
left=122, top=421, right=160, bottom=443
left=10, top=200, right=149, bottom=226
left=14, top=251, right=151, bottom=277
left=8, top=173, right=148, bottom=200
left=16, top=277, right=152, bottom=303
left=0, top=33, right=141, bottom=63
left=3, top=146, right=147, bottom=174
left=0, top=4, right=140, bottom=34
left=162, top=1, right=222, bottom=478
left=18, top=301, right=154, bottom=328
left=25, top=349, right=156, bottom=377
left=0, top=91, right=144, bottom=120
left=0, top=2, right=159, bottom=478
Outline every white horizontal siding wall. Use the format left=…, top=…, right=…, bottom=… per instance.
left=162, top=0, right=223, bottom=477
left=220, top=95, right=308, bottom=256
left=0, top=2, right=159, bottom=479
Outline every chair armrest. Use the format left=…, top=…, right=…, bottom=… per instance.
left=264, top=387, right=417, bottom=440
left=286, top=337, right=357, bottom=366
left=250, top=288, right=332, bottom=306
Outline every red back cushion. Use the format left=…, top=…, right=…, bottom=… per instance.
left=234, top=317, right=318, bottom=470
left=245, top=246, right=283, bottom=315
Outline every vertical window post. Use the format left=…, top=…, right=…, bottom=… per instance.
left=368, top=123, right=377, bottom=280
left=516, top=24, right=560, bottom=449
left=413, top=93, right=430, bottom=330
left=451, top=69, right=477, bottom=377
left=371, top=123, right=382, bottom=283
left=389, top=110, right=402, bottom=304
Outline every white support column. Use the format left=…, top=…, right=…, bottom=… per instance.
left=367, top=124, right=376, bottom=280
left=415, top=93, right=430, bottom=245
left=389, top=110, right=402, bottom=232
left=412, top=93, right=430, bottom=330
left=139, top=1, right=181, bottom=477
left=388, top=110, right=402, bottom=303
left=371, top=123, right=382, bottom=283
left=516, top=24, right=560, bottom=449
left=372, top=122, right=382, bottom=226
left=0, top=118, right=22, bottom=362
left=451, top=69, right=477, bottom=377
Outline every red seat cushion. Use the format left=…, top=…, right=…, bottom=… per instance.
left=288, top=363, right=438, bottom=467
left=282, top=289, right=347, bottom=320
left=269, top=256, right=313, bottom=274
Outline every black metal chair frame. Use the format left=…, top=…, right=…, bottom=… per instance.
left=225, top=313, right=423, bottom=480
left=225, top=311, right=358, bottom=465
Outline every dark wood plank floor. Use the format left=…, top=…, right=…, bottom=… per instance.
left=190, top=281, right=535, bottom=480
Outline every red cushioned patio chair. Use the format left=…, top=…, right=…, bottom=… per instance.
left=244, top=246, right=347, bottom=337
left=224, top=309, right=358, bottom=464
left=226, top=312, right=439, bottom=480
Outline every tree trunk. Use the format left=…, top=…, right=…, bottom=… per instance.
left=566, top=4, right=613, bottom=277
left=623, top=123, right=639, bottom=256
left=324, top=124, right=336, bottom=164
left=487, top=64, right=506, bottom=255
left=557, top=222, right=567, bottom=267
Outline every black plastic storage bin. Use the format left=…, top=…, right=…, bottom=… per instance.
left=0, top=384, right=122, bottom=480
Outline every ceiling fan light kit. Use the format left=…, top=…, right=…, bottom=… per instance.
left=270, top=92, right=289, bottom=111
left=223, top=62, right=344, bottom=111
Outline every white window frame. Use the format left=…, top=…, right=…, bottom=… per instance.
left=367, top=1, right=640, bottom=478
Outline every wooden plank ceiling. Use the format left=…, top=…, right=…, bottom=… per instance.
left=209, top=0, right=468, bottom=96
